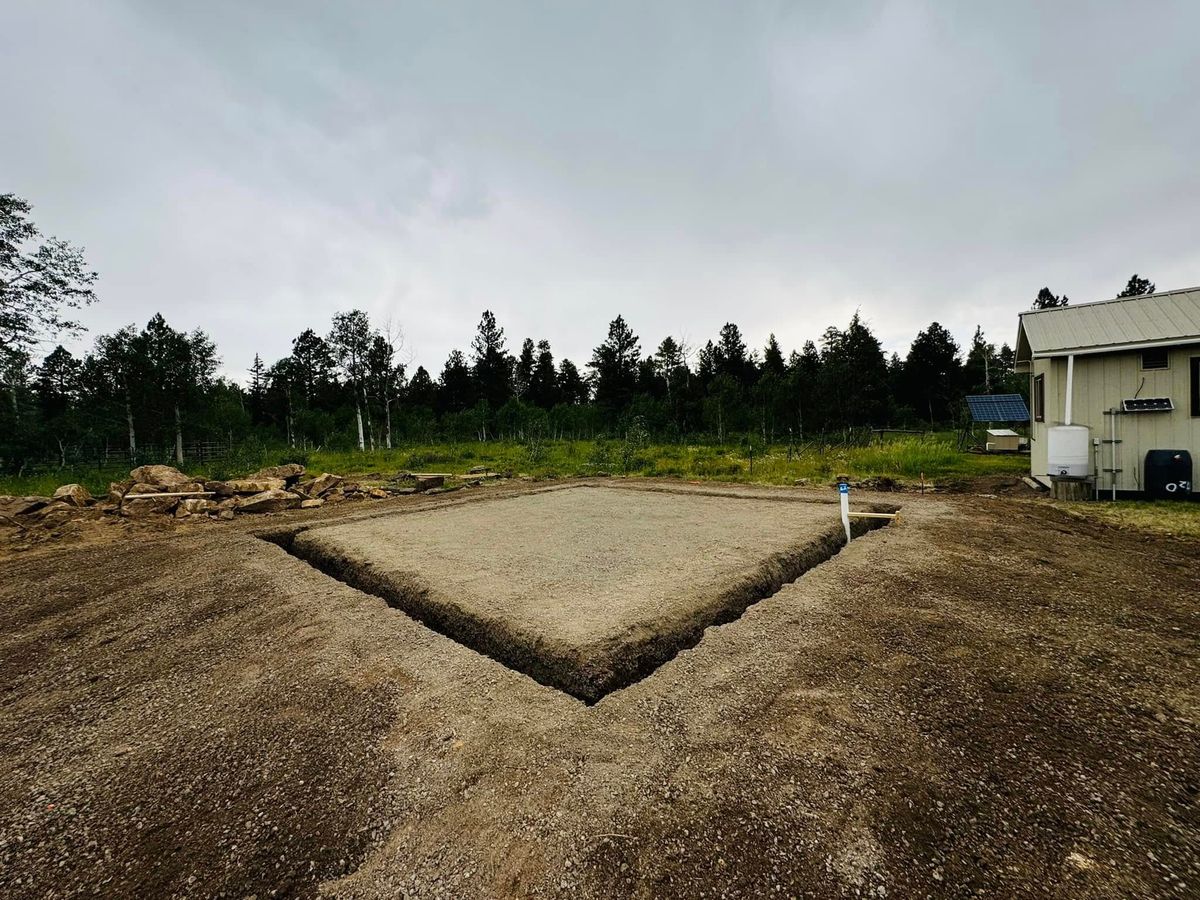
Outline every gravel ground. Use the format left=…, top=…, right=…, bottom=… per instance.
left=0, top=479, right=1196, bottom=898
left=286, top=486, right=876, bottom=701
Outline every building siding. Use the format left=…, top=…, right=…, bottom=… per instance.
left=1029, top=344, right=1200, bottom=493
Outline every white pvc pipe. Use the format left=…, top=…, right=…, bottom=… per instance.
left=1064, top=354, right=1075, bottom=425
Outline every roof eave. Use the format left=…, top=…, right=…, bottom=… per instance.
left=1031, top=336, right=1200, bottom=358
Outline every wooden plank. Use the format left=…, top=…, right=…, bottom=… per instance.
left=846, top=511, right=899, bottom=519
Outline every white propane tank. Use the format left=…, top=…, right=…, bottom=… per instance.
left=1047, top=425, right=1090, bottom=478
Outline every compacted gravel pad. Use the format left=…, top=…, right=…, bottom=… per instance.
left=285, top=485, right=868, bottom=701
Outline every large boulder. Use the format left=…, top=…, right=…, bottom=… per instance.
left=296, top=472, right=342, bottom=498
left=52, top=483, right=94, bottom=507
left=250, top=464, right=306, bottom=484
left=128, top=464, right=192, bottom=487
left=107, top=479, right=134, bottom=503
left=177, top=498, right=214, bottom=516
left=121, top=496, right=179, bottom=517
left=237, top=489, right=303, bottom=514
left=124, top=481, right=206, bottom=497
left=6, top=496, right=54, bottom=516
left=31, top=501, right=77, bottom=529
left=224, top=478, right=287, bottom=494
left=127, top=482, right=166, bottom=495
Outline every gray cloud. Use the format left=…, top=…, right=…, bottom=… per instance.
left=4, top=0, right=1198, bottom=379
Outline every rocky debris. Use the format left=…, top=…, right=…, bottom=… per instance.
left=237, top=489, right=303, bottom=514
left=121, top=496, right=179, bottom=517
left=128, top=464, right=192, bottom=487
left=296, top=473, right=342, bottom=498
left=204, top=480, right=235, bottom=497
left=108, top=479, right=134, bottom=502
left=467, top=465, right=489, bottom=475
left=52, top=483, right=94, bottom=507
left=220, top=478, right=287, bottom=494
left=249, top=463, right=306, bottom=484
left=127, top=482, right=167, bottom=495
left=27, top=502, right=78, bottom=529
left=414, top=475, right=445, bottom=492
left=10, top=458, right=457, bottom=534
left=174, top=498, right=215, bottom=518
left=1, top=496, right=54, bottom=517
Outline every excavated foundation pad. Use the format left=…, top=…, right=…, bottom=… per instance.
left=284, top=486, right=888, bottom=702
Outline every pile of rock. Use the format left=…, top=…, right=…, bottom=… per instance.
left=0, top=484, right=103, bottom=530
left=107, top=463, right=355, bottom=519
left=1, top=461, right=479, bottom=532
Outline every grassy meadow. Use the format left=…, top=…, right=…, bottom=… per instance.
left=1, top=435, right=1026, bottom=498
left=6, top=436, right=1198, bottom=540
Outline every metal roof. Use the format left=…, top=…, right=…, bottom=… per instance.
left=966, top=394, right=1029, bottom=422
left=1015, top=285, right=1200, bottom=359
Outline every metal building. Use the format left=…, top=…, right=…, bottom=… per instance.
left=1015, top=286, right=1200, bottom=499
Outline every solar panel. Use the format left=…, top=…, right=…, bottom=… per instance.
left=966, top=394, right=1030, bottom=422
left=1122, top=397, right=1173, bottom=412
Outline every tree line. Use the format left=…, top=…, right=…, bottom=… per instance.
left=2, top=303, right=1026, bottom=469
left=0, top=192, right=1155, bottom=471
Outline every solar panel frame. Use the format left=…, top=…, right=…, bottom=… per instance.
left=966, top=394, right=1030, bottom=422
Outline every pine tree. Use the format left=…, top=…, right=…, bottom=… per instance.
left=529, top=340, right=558, bottom=408
left=248, top=353, right=266, bottom=424
left=438, top=349, right=474, bottom=414
left=514, top=338, right=536, bottom=398
left=1117, top=274, right=1155, bottom=297
left=1032, top=287, right=1068, bottom=309
left=556, top=359, right=588, bottom=405
left=819, top=313, right=890, bottom=428
left=470, top=310, right=513, bottom=412
left=715, top=322, right=753, bottom=386
left=902, top=321, right=963, bottom=424
left=406, top=366, right=437, bottom=409
left=964, top=326, right=1000, bottom=395
left=588, top=315, right=641, bottom=411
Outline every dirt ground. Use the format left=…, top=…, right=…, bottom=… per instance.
left=285, top=486, right=881, bottom=701
left=0, top=478, right=1197, bottom=898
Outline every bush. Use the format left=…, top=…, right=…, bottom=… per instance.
left=587, top=439, right=613, bottom=473
left=276, top=448, right=310, bottom=468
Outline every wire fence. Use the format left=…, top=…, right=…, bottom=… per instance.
left=46, top=439, right=238, bottom=470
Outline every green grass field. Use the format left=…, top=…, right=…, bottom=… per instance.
left=1056, top=499, right=1200, bottom=540
left=6, top=437, right=1198, bottom=539
left=1, top=435, right=1026, bottom=498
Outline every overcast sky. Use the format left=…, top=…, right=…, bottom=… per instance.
left=5, top=1, right=1199, bottom=381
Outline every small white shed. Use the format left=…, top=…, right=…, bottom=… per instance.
left=1015, top=286, right=1200, bottom=498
